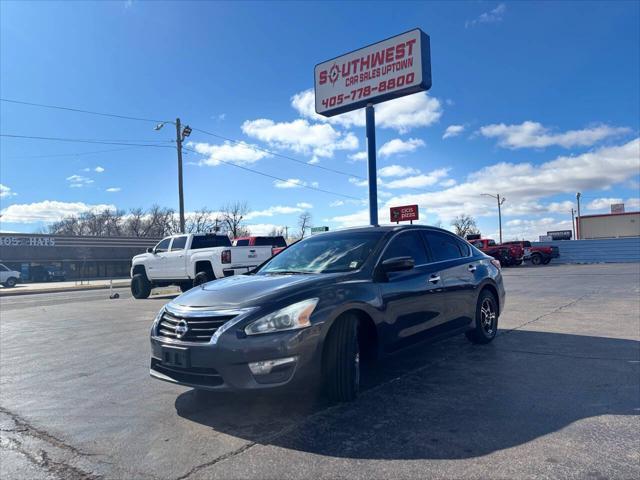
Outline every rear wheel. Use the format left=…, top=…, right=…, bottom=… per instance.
left=3, top=277, right=17, bottom=288
left=531, top=253, right=543, bottom=265
left=465, top=290, right=499, bottom=344
left=131, top=274, right=151, bottom=299
left=193, top=271, right=212, bottom=287
left=542, top=257, right=551, bottom=265
left=179, top=282, right=192, bottom=293
left=324, top=314, right=360, bottom=402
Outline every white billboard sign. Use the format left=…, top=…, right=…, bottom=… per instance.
left=314, top=28, right=431, bottom=117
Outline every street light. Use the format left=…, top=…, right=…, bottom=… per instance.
left=482, top=193, right=506, bottom=244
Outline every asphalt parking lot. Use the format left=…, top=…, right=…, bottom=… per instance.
left=1, top=263, right=639, bottom=480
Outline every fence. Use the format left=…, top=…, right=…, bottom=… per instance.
left=532, top=237, right=640, bottom=264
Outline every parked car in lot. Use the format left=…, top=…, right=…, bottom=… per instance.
left=233, top=235, right=288, bottom=256
left=149, top=225, right=505, bottom=402
left=502, top=240, right=559, bottom=265
left=130, top=233, right=273, bottom=299
left=29, top=265, right=67, bottom=282
left=469, top=237, right=524, bottom=266
left=0, top=263, right=21, bottom=288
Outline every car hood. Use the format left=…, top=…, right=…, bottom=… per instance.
left=172, top=272, right=349, bottom=309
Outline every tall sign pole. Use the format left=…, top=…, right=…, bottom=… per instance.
left=314, top=29, right=431, bottom=227
left=576, top=192, right=582, bottom=240
left=366, top=104, right=378, bottom=225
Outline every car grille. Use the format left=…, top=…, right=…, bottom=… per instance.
left=157, top=310, right=237, bottom=343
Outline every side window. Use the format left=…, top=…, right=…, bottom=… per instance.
left=457, top=240, right=471, bottom=257
left=155, top=238, right=171, bottom=253
left=0, top=264, right=9, bottom=272
left=170, top=236, right=187, bottom=251
left=382, top=231, right=428, bottom=265
left=273, top=237, right=287, bottom=248
left=423, top=231, right=463, bottom=262
left=473, top=240, right=484, bottom=248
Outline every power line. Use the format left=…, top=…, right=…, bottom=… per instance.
left=0, top=98, right=170, bottom=124
left=182, top=145, right=359, bottom=200
left=190, top=127, right=366, bottom=180
left=3, top=146, right=153, bottom=159
left=1, top=134, right=174, bottom=148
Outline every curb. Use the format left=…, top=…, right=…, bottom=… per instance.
left=0, top=283, right=130, bottom=297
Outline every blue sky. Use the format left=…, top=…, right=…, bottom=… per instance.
left=1, top=0, right=639, bottom=239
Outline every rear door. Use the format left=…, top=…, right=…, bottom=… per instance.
left=422, top=231, right=478, bottom=329
left=164, top=235, right=188, bottom=278
left=376, top=230, right=446, bottom=352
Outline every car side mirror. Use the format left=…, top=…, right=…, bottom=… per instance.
left=147, top=247, right=154, bottom=254
left=381, top=256, right=415, bottom=273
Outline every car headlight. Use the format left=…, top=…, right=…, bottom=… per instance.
left=152, top=306, right=165, bottom=328
left=244, top=298, right=318, bottom=336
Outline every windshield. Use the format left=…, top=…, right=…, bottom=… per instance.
left=258, top=231, right=384, bottom=274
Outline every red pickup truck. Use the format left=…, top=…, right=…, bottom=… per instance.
left=502, top=241, right=559, bottom=265
left=232, top=236, right=288, bottom=256
left=468, top=238, right=525, bottom=267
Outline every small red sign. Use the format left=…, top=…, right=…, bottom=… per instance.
left=390, top=204, right=419, bottom=223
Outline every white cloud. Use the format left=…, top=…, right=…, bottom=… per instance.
left=329, top=200, right=345, bottom=207
left=466, top=3, right=506, bottom=28
left=273, top=178, right=319, bottom=189
left=94, top=166, right=105, bottom=173
left=479, top=121, right=631, bottom=149
left=0, top=200, right=115, bottom=224
left=296, top=202, right=313, bottom=209
left=330, top=138, right=640, bottom=233
left=585, top=197, right=640, bottom=211
left=384, top=168, right=450, bottom=189
left=443, top=125, right=465, bottom=139
left=626, top=198, right=640, bottom=210
left=348, top=151, right=368, bottom=162
left=291, top=89, right=442, bottom=134
left=0, top=184, right=17, bottom=198
left=348, top=177, right=369, bottom=187
left=66, top=175, right=94, bottom=188
left=245, top=223, right=286, bottom=236
left=378, top=165, right=421, bottom=178
left=105, top=187, right=121, bottom=193
left=440, top=178, right=457, bottom=187
left=378, top=138, right=425, bottom=158
left=245, top=205, right=305, bottom=220
left=241, top=118, right=358, bottom=159
left=189, top=141, right=270, bottom=166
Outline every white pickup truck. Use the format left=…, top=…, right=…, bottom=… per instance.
left=130, top=233, right=272, bottom=299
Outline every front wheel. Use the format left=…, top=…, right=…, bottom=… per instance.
left=3, top=277, right=17, bottom=288
left=531, top=254, right=543, bottom=265
left=465, top=290, right=499, bottom=344
left=323, top=314, right=360, bottom=402
left=131, top=274, right=151, bottom=299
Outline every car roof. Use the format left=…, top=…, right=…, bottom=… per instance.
left=316, top=224, right=461, bottom=236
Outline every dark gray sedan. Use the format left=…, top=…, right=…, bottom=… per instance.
left=150, top=225, right=505, bottom=402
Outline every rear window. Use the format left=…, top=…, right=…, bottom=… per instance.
left=423, top=231, right=464, bottom=262
left=254, top=236, right=286, bottom=247
left=191, top=235, right=231, bottom=249
left=234, top=239, right=249, bottom=246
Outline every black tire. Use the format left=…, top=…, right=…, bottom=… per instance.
left=542, top=258, right=551, bottom=265
left=179, top=282, right=192, bottom=293
left=3, top=277, right=17, bottom=288
left=531, top=253, right=543, bottom=265
left=514, top=259, right=523, bottom=266
left=131, top=274, right=151, bottom=299
left=465, top=289, right=499, bottom=344
left=323, top=314, right=360, bottom=402
left=193, top=271, right=212, bottom=287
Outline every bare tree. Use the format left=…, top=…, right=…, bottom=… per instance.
left=185, top=207, right=218, bottom=233
left=297, top=211, right=312, bottom=239
left=451, top=214, right=480, bottom=238
left=220, top=201, right=248, bottom=239
left=268, top=226, right=286, bottom=237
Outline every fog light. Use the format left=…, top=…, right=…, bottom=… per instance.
left=248, top=356, right=297, bottom=375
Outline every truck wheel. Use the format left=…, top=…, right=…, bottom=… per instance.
left=179, top=282, right=192, bottom=293
left=465, top=289, right=499, bottom=344
left=3, top=277, right=17, bottom=288
left=542, top=258, right=551, bottom=265
left=193, top=271, right=212, bottom=287
left=531, top=253, right=542, bottom=265
left=514, top=260, right=523, bottom=266
left=324, top=314, right=360, bottom=402
left=131, top=274, right=151, bottom=299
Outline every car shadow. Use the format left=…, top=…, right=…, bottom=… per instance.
left=174, top=330, right=639, bottom=460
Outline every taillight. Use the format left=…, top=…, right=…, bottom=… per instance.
left=490, top=258, right=502, bottom=270
left=221, top=250, right=231, bottom=264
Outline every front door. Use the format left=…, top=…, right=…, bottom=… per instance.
left=148, top=237, right=171, bottom=278
left=376, top=230, right=446, bottom=352
left=163, top=236, right=188, bottom=278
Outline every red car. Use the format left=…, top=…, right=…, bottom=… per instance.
left=502, top=241, right=559, bottom=265
left=232, top=235, right=288, bottom=256
left=468, top=237, right=525, bottom=267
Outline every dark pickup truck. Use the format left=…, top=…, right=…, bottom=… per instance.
left=469, top=238, right=524, bottom=267
left=502, top=241, right=559, bottom=265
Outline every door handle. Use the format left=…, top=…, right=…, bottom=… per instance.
left=428, top=275, right=441, bottom=284
left=468, top=264, right=477, bottom=272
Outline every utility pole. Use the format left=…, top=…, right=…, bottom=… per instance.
left=571, top=208, right=576, bottom=240
left=482, top=193, right=506, bottom=243
left=175, top=118, right=186, bottom=234
left=576, top=192, right=582, bottom=240
left=366, top=104, right=378, bottom=226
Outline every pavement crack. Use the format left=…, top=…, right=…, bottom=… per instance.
left=493, top=347, right=639, bottom=362
left=173, top=441, right=257, bottom=480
